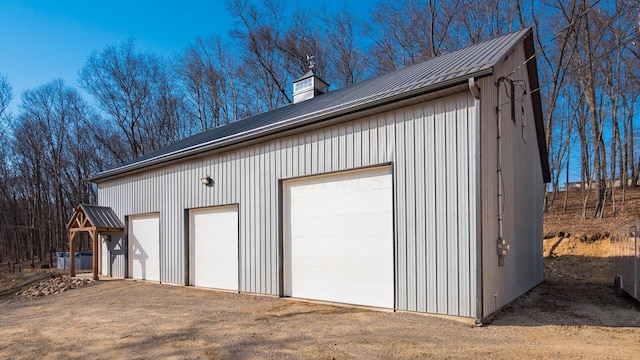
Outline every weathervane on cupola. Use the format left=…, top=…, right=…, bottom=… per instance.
left=292, top=54, right=329, bottom=104
left=306, top=54, right=316, bottom=70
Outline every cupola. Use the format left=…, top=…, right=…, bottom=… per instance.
left=292, top=69, right=329, bottom=104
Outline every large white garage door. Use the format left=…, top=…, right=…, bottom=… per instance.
left=284, top=166, right=394, bottom=308
left=128, top=213, right=160, bottom=281
left=189, top=205, right=239, bottom=291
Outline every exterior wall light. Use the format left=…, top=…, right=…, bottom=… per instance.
left=201, top=176, right=213, bottom=186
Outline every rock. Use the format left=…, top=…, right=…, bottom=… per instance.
left=17, top=275, right=95, bottom=298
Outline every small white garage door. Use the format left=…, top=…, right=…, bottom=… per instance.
left=128, top=213, right=160, bottom=282
left=284, top=166, right=394, bottom=308
left=189, top=205, right=239, bottom=291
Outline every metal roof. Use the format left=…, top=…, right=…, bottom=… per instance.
left=295, top=70, right=326, bottom=83
left=78, top=204, right=124, bottom=229
left=90, top=27, right=549, bottom=182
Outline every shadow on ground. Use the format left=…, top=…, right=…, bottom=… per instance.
left=490, top=255, right=640, bottom=327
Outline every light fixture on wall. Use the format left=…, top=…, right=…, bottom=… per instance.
left=201, top=176, right=213, bottom=186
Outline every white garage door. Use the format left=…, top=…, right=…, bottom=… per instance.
left=128, top=213, right=160, bottom=282
left=189, top=205, right=239, bottom=291
left=284, top=166, right=394, bottom=308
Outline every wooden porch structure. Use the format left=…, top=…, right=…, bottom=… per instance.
left=66, top=204, right=124, bottom=280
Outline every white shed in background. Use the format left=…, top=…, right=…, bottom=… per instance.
left=89, top=28, right=550, bottom=324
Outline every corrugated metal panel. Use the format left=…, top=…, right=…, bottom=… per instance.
left=424, top=103, right=438, bottom=313
left=480, top=72, right=499, bottom=316
left=457, top=100, right=469, bottom=314
left=480, top=41, right=544, bottom=317
left=435, top=98, right=448, bottom=313
left=395, top=110, right=407, bottom=310
left=457, top=94, right=473, bottom=317
left=78, top=204, right=124, bottom=229
left=404, top=108, right=416, bottom=311
left=101, top=233, right=126, bottom=278
left=98, top=91, right=478, bottom=317
left=373, top=91, right=478, bottom=316
left=445, top=97, right=459, bottom=314
left=414, top=105, right=426, bottom=313
left=91, top=29, right=535, bottom=183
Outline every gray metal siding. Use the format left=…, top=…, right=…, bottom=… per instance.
left=103, top=233, right=126, bottom=278
left=98, top=91, right=478, bottom=317
left=480, top=42, right=544, bottom=317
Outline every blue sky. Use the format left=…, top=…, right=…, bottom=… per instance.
left=0, top=0, right=376, bottom=114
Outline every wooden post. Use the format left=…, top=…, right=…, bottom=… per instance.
left=69, top=231, right=77, bottom=277
left=92, top=230, right=99, bottom=281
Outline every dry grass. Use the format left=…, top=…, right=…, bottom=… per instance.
left=544, top=186, right=640, bottom=238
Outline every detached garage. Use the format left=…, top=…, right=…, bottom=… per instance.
left=89, top=28, right=550, bottom=323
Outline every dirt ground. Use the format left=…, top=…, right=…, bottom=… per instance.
left=0, top=238, right=638, bottom=359
left=543, top=186, right=640, bottom=237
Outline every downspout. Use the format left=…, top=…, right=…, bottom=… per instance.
left=469, top=78, right=483, bottom=326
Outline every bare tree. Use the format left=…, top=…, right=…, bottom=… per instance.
left=79, top=39, right=185, bottom=161
left=0, top=74, right=11, bottom=119
left=534, top=0, right=580, bottom=208
left=0, top=74, right=12, bottom=264
left=228, top=0, right=292, bottom=110
left=178, top=36, right=229, bottom=130
left=455, top=0, right=511, bottom=43
left=278, top=6, right=326, bottom=77
left=14, top=79, right=98, bottom=265
left=0, top=74, right=12, bottom=140
left=322, top=8, right=368, bottom=86
left=145, top=61, right=191, bottom=148
left=177, top=34, right=251, bottom=128
left=366, top=0, right=462, bottom=74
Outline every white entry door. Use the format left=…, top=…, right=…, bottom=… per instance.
left=284, top=166, right=394, bottom=308
left=101, top=238, right=108, bottom=276
left=189, top=205, right=239, bottom=291
left=128, top=213, right=160, bottom=281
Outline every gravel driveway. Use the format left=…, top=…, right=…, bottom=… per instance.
left=1, top=266, right=638, bottom=359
